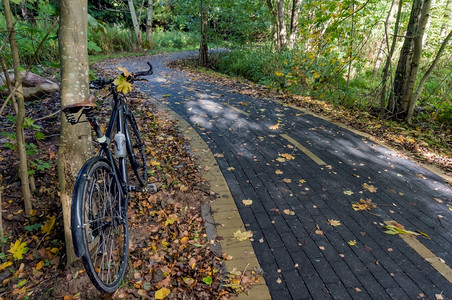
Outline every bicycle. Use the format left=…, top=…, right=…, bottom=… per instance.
left=62, top=62, right=156, bottom=293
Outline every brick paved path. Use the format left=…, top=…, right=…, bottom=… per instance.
left=118, top=53, right=452, bottom=299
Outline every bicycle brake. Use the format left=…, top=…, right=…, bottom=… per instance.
left=144, top=183, right=157, bottom=194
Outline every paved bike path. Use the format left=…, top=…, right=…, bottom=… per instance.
left=112, top=53, right=451, bottom=299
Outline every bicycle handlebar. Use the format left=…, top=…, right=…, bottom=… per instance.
left=90, top=62, right=153, bottom=89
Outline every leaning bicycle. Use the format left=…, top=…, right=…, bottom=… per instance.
left=62, top=62, right=155, bottom=293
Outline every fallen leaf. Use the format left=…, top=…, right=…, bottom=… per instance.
left=242, top=199, right=253, bottom=206
left=276, top=277, right=282, bottom=284
left=233, top=230, right=253, bottom=241
left=283, top=178, right=292, bottom=183
left=276, top=157, right=286, bottom=163
left=214, top=153, right=224, bottom=158
left=319, top=246, right=325, bottom=250
left=315, top=229, right=324, bottom=235
left=299, top=179, right=306, bottom=184
left=280, top=153, right=295, bottom=160
left=283, top=209, right=295, bottom=215
left=155, top=287, right=171, bottom=299
left=344, top=190, right=354, bottom=195
left=347, top=240, right=357, bottom=246
left=275, top=169, right=283, bottom=175
left=362, top=183, right=377, bottom=193
left=269, top=124, right=280, bottom=130
left=227, top=167, right=235, bottom=171
left=328, top=219, right=341, bottom=227
left=352, top=199, right=377, bottom=211
left=8, top=239, right=28, bottom=260
left=41, top=216, right=56, bottom=235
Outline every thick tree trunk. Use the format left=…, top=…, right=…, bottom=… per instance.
left=389, top=0, right=431, bottom=119
left=128, top=0, right=142, bottom=48
left=288, top=0, right=301, bottom=49
left=380, top=0, right=404, bottom=114
left=146, top=0, right=153, bottom=48
left=277, top=0, right=287, bottom=50
left=373, top=0, right=399, bottom=78
left=406, top=29, right=451, bottom=122
left=59, top=0, right=93, bottom=266
left=2, top=0, right=33, bottom=216
left=199, top=0, right=208, bottom=66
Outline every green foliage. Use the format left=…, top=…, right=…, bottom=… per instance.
left=25, top=223, right=43, bottom=232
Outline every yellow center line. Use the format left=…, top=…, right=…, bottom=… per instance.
left=384, top=221, right=452, bottom=284
left=222, top=103, right=250, bottom=117
left=280, top=134, right=326, bottom=166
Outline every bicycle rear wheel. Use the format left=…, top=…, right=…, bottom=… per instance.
left=125, top=111, right=147, bottom=187
left=72, top=157, right=129, bottom=293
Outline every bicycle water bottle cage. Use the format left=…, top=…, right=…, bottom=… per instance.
left=62, top=95, right=96, bottom=125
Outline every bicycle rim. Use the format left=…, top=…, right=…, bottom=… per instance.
left=125, top=112, right=147, bottom=186
left=79, top=158, right=129, bottom=293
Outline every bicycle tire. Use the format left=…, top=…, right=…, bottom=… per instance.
left=125, top=111, right=147, bottom=187
left=72, top=157, right=129, bottom=293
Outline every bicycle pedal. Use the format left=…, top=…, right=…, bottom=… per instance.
left=145, top=184, right=157, bottom=193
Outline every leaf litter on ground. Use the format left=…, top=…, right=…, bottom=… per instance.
left=0, top=64, right=258, bottom=299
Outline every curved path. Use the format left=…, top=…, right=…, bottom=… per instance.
left=110, top=52, right=451, bottom=299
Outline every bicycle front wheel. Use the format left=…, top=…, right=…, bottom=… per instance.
left=125, top=111, right=147, bottom=187
left=72, top=157, right=129, bottom=293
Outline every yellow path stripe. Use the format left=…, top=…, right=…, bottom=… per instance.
left=384, top=221, right=452, bottom=284
left=222, top=103, right=250, bottom=116
left=280, top=134, right=326, bottom=166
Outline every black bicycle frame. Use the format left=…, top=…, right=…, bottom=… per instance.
left=85, top=86, right=130, bottom=214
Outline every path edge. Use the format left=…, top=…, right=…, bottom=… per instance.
left=147, top=97, right=272, bottom=300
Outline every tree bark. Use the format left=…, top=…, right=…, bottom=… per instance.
left=277, top=0, right=287, bottom=50
left=380, top=0, right=403, bottom=114
left=389, top=0, right=431, bottom=119
left=128, top=0, right=142, bottom=48
left=146, top=0, right=153, bottom=48
left=199, top=0, right=208, bottom=66
left=373, top=0, right=399, bottom=78
left=2, top=0, right=33, bottom=216
left=59, top=0, right=93, bottom=266
left=406, top=29, right=452, bottom=122
left=288, top=0, right=301, bottom=49
left=402, top=0, right=432, bottom=122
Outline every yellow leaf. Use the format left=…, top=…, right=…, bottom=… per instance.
left=299, top=179, right=306, bottom=184
left=233, top=230, right=253, bottom=241
left=165, top=214, right=179, bottom=226
left=113, top=75, right=132, bottom=94
left=276, top=157, right=286, bottom=163
left=8, top=239, right=28, bottom=260
left=269, top=124, right=280, bottom=130
left=280, top=153, right=295, bottom=160
left=118, top=67, right=131, bottom=77
left=36, top=260, right=45, bottom=271
left=362, top=183, right=377, bottom=193
left=30, top=210, right=37, bottom=216
left=151, top=160, right=161, bottom=167
left=155, top=287, right=171, bottom=299
left=283, top=209, right=295, bottom=215
left=275, top=71, right=284, bottom=77
left=343, top=190, right=354, bottom=195
left=242, top=199, right=253, bottom=206
left=0, top=261, right=13, bottom=271
left=41, top=216, right=56, bottom=234
left=283, top=178, right=292, bottom=183
left=275, top=169, right=283, bottom=175
left=328, top=219, right=341, bottom=227
left=347, top=240, right=357, bottom=246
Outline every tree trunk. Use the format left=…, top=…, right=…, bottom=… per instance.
left=266, top=0, right=280, bottom=49
left=406, top=29, right=451, bottom=122
left=380, top=0, right=404, bottom=114
left=2, top=0, right=33, bottom=216
left=128, top=0, right=142, bottom=48
left=373, top=0, right=399, bottom=78
left=59, top=0, right=93, bottom=266
left=277, top=0, right=287, bottom=50
left=346, top=0, right=355, bottom=92
left=199, top=0, right=208, bottom=66
left=401, top=0, right=432, bottom=122
left=388, top=0, right=431, bottom=119
left=288, top=0, right=301, bottom=49
left=145, top=0, right=153, bottom=48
